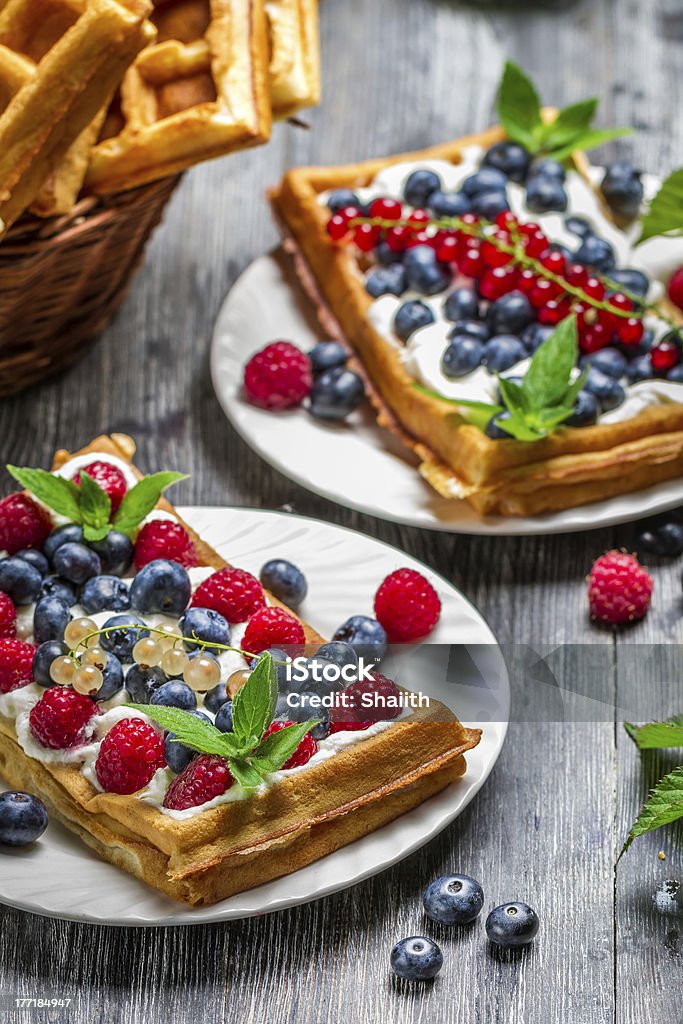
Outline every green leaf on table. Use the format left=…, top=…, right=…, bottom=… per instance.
left=497, top=61, right=543, bottom=151
left=637, top=167, right=683, bottom=245
left=231, top=652, right=278, bottom=746
left=620, top=766, right=683, bottom=856
left=251, top=720, right=319, bottom=773
left=113, top=471, right=187, bottom=535
left=624, top=715, right=683, bottom=750
left=7, top=465, right=82, bottom=522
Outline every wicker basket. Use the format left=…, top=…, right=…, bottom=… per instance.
left=0, top=175, right=180, bottom=396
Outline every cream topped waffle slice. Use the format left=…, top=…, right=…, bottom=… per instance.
left=0, top=0, right=155, bottom=234
left=267, top=0, right=320, bottom=120
left=0, top=434, right=479, bottom=906
left=85, top=0, right=272, bottom=195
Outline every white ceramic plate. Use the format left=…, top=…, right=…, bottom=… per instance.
left=0, top=506, right=507, bottom=927
left=210, top=251, right=683, bottom=535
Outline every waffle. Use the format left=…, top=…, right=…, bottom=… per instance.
left=270, top=125, right=683, bottom=517
left=0, top=434, right=479, bottom=906
left=85, top=0, right=272, bottom=195
left=0, top=0, right=155, bottom=235
left=267, top=0, right=320, bottom=120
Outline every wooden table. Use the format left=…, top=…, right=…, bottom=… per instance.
left=1, top=0, right=681, bottom=1020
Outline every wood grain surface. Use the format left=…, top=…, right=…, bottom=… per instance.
left=1, top=0, right=682, bottom=1020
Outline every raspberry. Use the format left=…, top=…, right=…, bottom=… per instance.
left=262, top=721, right=318, bottom=769
left=0, top=493, right=52, bottom=555
left=668, top=267, right=683, bottom=312
left=374, top=568, right=441, bottom=641
left=74, top=461, right=127, bottom=512
left=163, top=753, right=233, bottom=810
left=191, top=567, right=265, bottom=623
left=0, top=593, right=16, bottom=639
left=0, top=638, right=34, bottom=693
left=29, top=686, right=96, bottom=749
left=243, top=341, right=312, bottom=410
left=95, top=717, right=165, bottom=794
left=329, top=671, right=401, bottom=730
left=242, top=606, right=306, bottom=655
left=587, top=550, right=653, bottom=625
left=134, top=520, right=198, bottom=570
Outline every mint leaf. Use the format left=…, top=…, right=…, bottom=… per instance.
left=113, top=471, right=187, bottom=535
left=497, top=61, right=542, bottom=151
left=231, top=652, right=278, bottom=746
left=637, top=167, right=683, bottom=245
left=7, top=466, right=82, bottom=522
left=127, top=704, right=247, bottom=758
left=251, top=720, right=318, bottom=772
left=620, top=766, right=683, bottom=856
left=540, top=98, right=598, bottom=149
left=523, top=316, right=578, bottom=409
left=78, top=471, right=111, bottom=540
left=413, top=386, right=503, bottom=432
left=548, top=126, right=632, bottom=163
left=625, top=715, right=683, bottom=750
left=228, top=758, right=266, bottom=789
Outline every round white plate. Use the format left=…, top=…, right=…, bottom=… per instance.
left=211, top=252, right=683, bottom=535
left=0, top=506, right=507, bottom=927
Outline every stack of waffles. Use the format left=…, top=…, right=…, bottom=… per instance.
left=0, top=0, right=320, bottom=237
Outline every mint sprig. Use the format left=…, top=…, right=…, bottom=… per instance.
left=620, top=766, right=683, bottom=857
left=129, top=653, right=318, bottom=790
left=625, top=715, right=683, bottom=750
left=497, top=61, right=631, bottom=161
left=416, top=316, right=585, bottom=442
left=7, top=464, right=186, bottom=541
left=637, top=167, right=683, bottom=246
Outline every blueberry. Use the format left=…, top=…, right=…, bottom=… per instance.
left=0, top=557, right=42, bottom=604
left=584, top=367, right=626, bottom=411
left=316, top=641, right=358, bottom=673
left=564, top=215, right=593, bottom=239
left=627, top=354, right=655, bottom=383
left=637, top=521, right=683, bottom=557
left=252, top=647, right=290, bottom=691
left=470, top=190, right=510, bottom=220
left=403, top=245, right=450, bottom=296
left=601, top=162, right=644, bottom=219
left=0, top=791, right=48, bottom=846
left=52, top=542, right=101, bottom=585
left=309, top=368, right=365, bottom=421
left=607, top=268, right=650, bottom=299
left=285, top=690, right=322, bottom=722
left=327, top=188, right=360, bottom=214
left=332, top=615, right=387, bottom=663
left=125, top=664, right=167, bottom=702
left=290, top=657, right=341, bottom=697
left=310, top=717, right=331, bottom=741
left=520, top=323, right=554, bottom=353
left=423, top=873, right=485, bottom=926
left=393, top=300, right=435, bottom=342
left=566, top=389, right=600, bottom=428
left=403, top=169, right=441, bottom=207
left=668, top=364, right=683, bottom=383
left=150, top=681, right=197, bottom=710
left=214, top=701, right=234, bottom=733
left=581, top=347, right=627, bottom=379
left=89, top=531, right=134, bottom=577
left=273, top=692, right=291, bottom=720
left=447, top=319, right=490, bottom=343
left=130, top=560, right=191, bottom=617
left=484, top=335, right=526, bottom=373
left=81, top=575, right=131, bottom=615
left=549, top=242, right=573, bottom=263
left=43, top=524, right=83, bottom=562
left=95, top=652, right=124, bottom=702
left=530, top=158, right=566, bottom=182
left=33, top=595, right=71, bottom=644
left=16, top=549, right=48, bottom=576
left=366, top=264, right=407, bottom=298
left=32, top=640, right=68, bottom=687
left=482, top=141, right=531, bottom=183
left=620, top=328, right=654, bottom=359
left=375, top=241, right=404, bottom=267
left=441, top=336, right=485, bottom=378
left=259, top=559, right=307, bottom=609
left=100, top=614, right=149, bottom=662
left=526, top=176, right=568, bottom=214
left=204, top=682, right=230, bottom=714
left=39, top=576, right=77, bottom=606
left=180, top=607, right=231, bottom=650
left=428, top=190, right=471, bottom=217
left=164, top=710, right=212, bottom=774
left=444, top=287, right=479, bottom=322
left=390, top=937, right=443, bottom=981
left=574, top=235, right=616, bottom=273
left=485, top=902, right=539, bottom=947
left=485, top=411, right=513, bottom=439
left=308, top=340, right=348, bottom=375
left=462, top=167, right=508, bottom=197
left=486, top=291, right=534, bottom=335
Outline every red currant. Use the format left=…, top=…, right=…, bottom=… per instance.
left=479, top=265, right=518, bottom=300
left=565, top=263, right=590, bottom=287
left=580, top=324, right=611, bottom=353
left=436, top=235, right=459, bottom=264
left=608, top=292, right=634, bottom=314
left=338, top=205, right=362, bottom=225
left=517, top=269, right=538, bottom=294
left=583, top=277, right=606, bottom=302
left=521, top=228, right=549, bottom=258
left=459, top=213, right=480, bottom=228
left=408, top=209, right=430, bottom=228
left=596, top=307, right=617, bottom=335
left=326, top=215, right=348, bottom=241
left=369, top=197, right=402, bottom=221
left=616, top=317, right=645, bottom=346
left=538, top=298, right=571, bottom=326
left=386, top=226, right=411, bottom=252
left=353, top=223, right=380, bottom=251
left=406, top=230, right=433, bottom=248
left=539, top=249, right=567, bottom=275
left=651, top=340, right=680, bottom=373
left=481, top=230, right=513, bottom=268
left=459, top=242, right=484, bottom=278
left=529, top=278, right=563, bottom=309
left=496, top=210, right=519, bottom=231
left=667, top=267, right=683, bottom=312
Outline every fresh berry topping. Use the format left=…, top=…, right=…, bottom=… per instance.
left=423, top=874, right=485, bottom=926
left=485, top=902, right=540, bottom=948
left=162, top=753, right=233, bottom=809
left=0, top=592, right=15, bottom=639
left=242, top=606, right=306, bottom=655
left=129, top=560, right=191, bottom=617
left=262, top=720, right=318, bottom=769
left=259, top=559, right=307, bottom=609
left=667, top=267, right=683, bottom=312
left=587, top=551, right=653, bottom=625
left=0, top=638, right=34, bottom=693
left=134, top=520, right=198, bottom=570
left=95, top=718, right=165, bottom=794
left=243, top=341, right=312, bottom=410
left=390, top=937, right=443, bottom=981
left=28, top=686, right=96, bottom=749
left=191, top=567, right=265, bottom=623
left=374, top=568, right=441, bottom=641
left=347, top=671, right=402, bottom=722
left=73, top=461, right=127, bottom=512
left=0, top=791, right=49, bottom=846
left=651, top=336, right=681, bottom=373
left=0, top=494, right=52, bottom=556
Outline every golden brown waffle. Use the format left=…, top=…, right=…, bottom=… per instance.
left=0, top=0, right=155, bottom=235
left=85, top=0, right=272, bottom=195
left=267, top=0, right=320, bottom=120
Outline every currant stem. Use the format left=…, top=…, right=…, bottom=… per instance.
left=68, top=624, right=254, bottom=665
